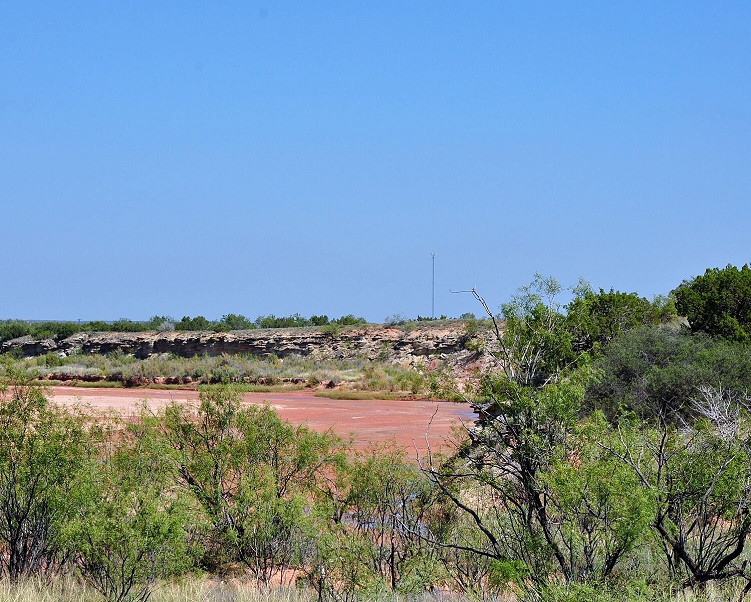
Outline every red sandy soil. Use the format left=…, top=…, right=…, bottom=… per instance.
left=49, top=387, right=475, bottom=458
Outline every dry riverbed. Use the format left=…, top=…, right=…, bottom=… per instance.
left=50, top=386, right=475, bottom=457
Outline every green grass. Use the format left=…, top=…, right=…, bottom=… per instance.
left=199, top=383, right=307, bottom=393
left=136, top=383, right=194, bottom=390
left=314, top=390, right=410, bottom=401
left=67, top=380, right=124, bottom=388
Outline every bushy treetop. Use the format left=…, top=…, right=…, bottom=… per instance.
left=674, top=264, right=751, bottom=342
left=566, top=284, right=676, bottom=352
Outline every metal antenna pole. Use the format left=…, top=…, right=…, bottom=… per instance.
left=431, top=253, right=435, bottom=319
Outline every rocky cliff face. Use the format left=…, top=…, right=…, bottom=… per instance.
left=1, top=324, right=495, bottom=377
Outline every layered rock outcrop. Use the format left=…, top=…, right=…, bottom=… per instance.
left=0, top=325, right=495, bottom=377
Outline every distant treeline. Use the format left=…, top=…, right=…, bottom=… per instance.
left=0, top=313, right=368, bottom=344
left=0, top=313, right=480, bottom=345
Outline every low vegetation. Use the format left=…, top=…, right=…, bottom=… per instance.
left=1, top=352, right=460, bottom=400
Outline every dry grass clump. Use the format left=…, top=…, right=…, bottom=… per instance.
left=0, top=578, right=317, bottom=602
left=153, top=580, right=313, bottom=602
left=0, top=577, right=744, bottom=602
left=0, top=577, right=95, bottom=602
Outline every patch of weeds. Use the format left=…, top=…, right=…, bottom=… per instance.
left=314, top=390, right=407, bottom=401
left=70, top=380, right=124, bottom=388
left=384, top=313, right=407, bottom=327
left=322, top=323, right=341, bottom=337
left=141, top=383, right=192, bottom=390
left=36, top=352, right=64, bottom=368
left=464, top=337, right=486, bottom=353
left=199, top=383, right=305, bottom=394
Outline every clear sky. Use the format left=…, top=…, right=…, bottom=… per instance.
left=2, top=2, right=750, bottom=322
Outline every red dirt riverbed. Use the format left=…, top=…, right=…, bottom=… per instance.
left=49, top=387, right=475, bottom=458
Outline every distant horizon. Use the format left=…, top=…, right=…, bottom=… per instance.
left=2, top=261, right=737, bottom=324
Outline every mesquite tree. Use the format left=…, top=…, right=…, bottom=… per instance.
left=154, top=386, right=345, bottom=585
left=423, top=277, right=652, bottom=590
left=0, top=368, right=92, bottom=581
left=603, top=386, right=751, bottom=593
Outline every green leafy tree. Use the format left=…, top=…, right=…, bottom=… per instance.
left=0, top=368, right=92, bottom=581
left=542, top=413, right=654, bottom=581
left=24, top=321, right=81, bottom=340
left=0, top=320, right=30, bottom=343
left=64, top=419, right=189, bottom=602
left=587, top=326, right=751, bottom=423
left=470, top=275, right=576, bottom=389
left=428, top=376, right=653, bottom=591
left=300, top=524, right=390, bottom=602
left=566, top=284, right=673, bottom=352
left=83, top=320, right=113, bottom=332
left=146, top=316, right=175, bottom=331
left=431, top=509, right=525, bottom=601
left=424, top=277, right=654, bottom=593
left=52, top=321, right=81, bottom=339
left=110, top=319, right=146, bottom=333
left=255, top=314, right=310, bottom=329
left=344, top=445, right=439, bottom=592
left=333, top=315, right=367, bottom=326
left=154, top=387, right=345, bottom=585
left=220, top=313, right=254, bottom=330
left=603, top=389, right=751, bottom=592
left=175, top=316, right=211, bottom=331
left=27, top=321, right=62, bottom=339
left=674, top=264, right=751, bottom=342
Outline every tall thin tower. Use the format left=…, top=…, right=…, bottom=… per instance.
left=431, top=252, right=436, bottom=319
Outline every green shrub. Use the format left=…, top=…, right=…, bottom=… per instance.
left=0, top=369, right=93, bottom=580
left=587, top=326, right=751, bottom=423
left=566, top=285, right=674, bottom=352
left=155, top=387, right=346, bottom=584
left=333, top=314, right=366, bottom=326
left=674, top=264, right=751, bottom=342
left=64, top=419, right=190, bottom=602
left=36, top=352, right=63, bottom=368
left=321, top=322, right=341, bottom=337
left=52, top=322, right=80, bottom=340
left=384, top=313, right=407, bottom=326
left=110, top=319, right=146, bottom=333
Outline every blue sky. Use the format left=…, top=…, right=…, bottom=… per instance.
left=2, top=2, right=750, bottom=322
